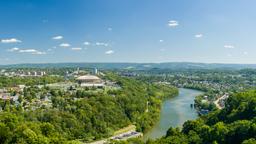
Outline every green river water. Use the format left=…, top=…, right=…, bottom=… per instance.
left=143, top=88, right=203, bottom=140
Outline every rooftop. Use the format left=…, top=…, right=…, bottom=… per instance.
left=76, top=75, right=101, bottom=80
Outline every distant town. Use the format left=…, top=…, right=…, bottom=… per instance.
left=0, top=68, right=121, bottom=110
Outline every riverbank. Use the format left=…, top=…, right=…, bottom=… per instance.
left=143, top=88, right=203, bottom=140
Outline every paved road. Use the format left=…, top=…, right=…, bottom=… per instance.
left=88, top=130, right=142, bottom=144
left=214, top=94, right=229, bottom=109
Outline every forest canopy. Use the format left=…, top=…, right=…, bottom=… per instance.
left=121, top=90, right=256, bottom=144
left=0, top=74, right=178, bottom=143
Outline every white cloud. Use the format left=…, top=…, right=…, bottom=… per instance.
left=243, top=51, right=248, bottom=55
left=1, top=38, right=22, bottom=43
left=108, top=27, right=112, bottom=31
left=32, top=51, right=47, bottom=55
left=19, top=49, right=36, bottom=53
left=84, top=41, right=90, bottom=46
left=71, top=47, right=82, bottom=51
left=105, top=50, right=114, bottom=55
left=168, top=20, right=179, bottom=27
left=96, top=42, right=109, bottom=47
left=224, top=45, right=235, bottom=49
left=8, top=48, right=46, bottom=55
left=159, top=40, right=164, bottom=43
left=8, top=47, right=20, bottom=52
left=18, top=49, right=46, bottom=55
left=195, top=34, right=203, bottom=38
left=59, top=43, right=71, bottom=47
left=52, top=36, right=63, bottom=40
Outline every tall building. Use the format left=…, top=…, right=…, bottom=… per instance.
left=93, top=68, right=98, bottom=75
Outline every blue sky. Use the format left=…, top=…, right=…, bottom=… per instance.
left=0, top=0, right=255, bottom=64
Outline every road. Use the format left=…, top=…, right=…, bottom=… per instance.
left=214, top=97, right=222, bottom=109
left=87, top=125, right=142, bottom=144
left=214, top=93, right=229, bottom=109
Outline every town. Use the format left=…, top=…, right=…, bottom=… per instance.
left=0, top=65, right=255, bottom=143
left=0, top=68, right=121, bottom=110
left=119, top=68, right=256, bottom=113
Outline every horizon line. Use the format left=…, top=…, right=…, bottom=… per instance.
left=1, top=61, right=256, bottom=66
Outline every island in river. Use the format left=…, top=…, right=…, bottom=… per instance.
left=143, top=88, right=203, bottom=140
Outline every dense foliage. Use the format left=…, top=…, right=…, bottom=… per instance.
left=0, top=74, right=178, bottom=143
left=118, top=90, right=256, bottom=144
left=135, top=68, right=256, bottom=111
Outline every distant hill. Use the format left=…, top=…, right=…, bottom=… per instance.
left=0, top=62, right=256, bottom=70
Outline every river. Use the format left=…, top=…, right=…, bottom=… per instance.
left=143, top=88, right=203, bottom=140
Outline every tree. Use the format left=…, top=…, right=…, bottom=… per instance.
left=242, top=138, right=256, bottom=144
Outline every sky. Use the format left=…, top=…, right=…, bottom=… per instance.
left=0, top=0, right=256, bottom=64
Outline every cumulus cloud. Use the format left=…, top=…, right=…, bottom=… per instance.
left=8, top=47, right=20, bottom=52
left=84, top=41, right=90, bottom=46
left=52, top=36, right=63, bottom=40
left=195, top=34, right=203, bottom=38
left=96, top=42, right=109, bottom=47
left=1, top=38, right=22, bottom=43
left=71, top=47, right=82, bottom=51
left=8, top=47, right=46, bottom=55
left=18, top=49, right=46, bottom=55
left=32, top=51, right=47, bottom=55
left=105, top=50, right=114, bottom=55
left=168, top=20, right=179, bottom=27
left=224, top=45, right=235, bottom=49
left=159, top=40, right=164, bottom=43
left=59, top=43, right=71, bottom=47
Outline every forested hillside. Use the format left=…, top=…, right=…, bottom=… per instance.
left=121, top=90, right=256, bottom=144
left=0, top=74, right=178, bottom=143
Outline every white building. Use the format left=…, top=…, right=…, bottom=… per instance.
left=76, top=75, right=104, bottom=87
left=93, top=68, right=98, bottom=75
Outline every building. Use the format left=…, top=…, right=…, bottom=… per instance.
left=93, top=68, right=98, bottom=75
left=76, top=75, right=104, bottom=87
left=15, top=70, right=46, bottom=77
left=0, top=93, right=11, bottom=100
left=198, top=109, right=209, bottom=116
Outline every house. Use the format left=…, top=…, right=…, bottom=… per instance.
left=198, top=109, right=209, bottom=115
left=0, top=93, right=11, bottom=100
left=76, top=75, right=105, bottom=88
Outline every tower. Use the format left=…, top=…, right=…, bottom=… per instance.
left=93, top=68, right=98, bottom=75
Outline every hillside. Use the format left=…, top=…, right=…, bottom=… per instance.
left=120, top=90, right=256, bottom=144
left=1, top=62, right=256, bottom=70
left=0, top=74, right=178, bottom=143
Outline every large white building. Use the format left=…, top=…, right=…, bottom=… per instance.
left=76, top=75, right=104, bottom=87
